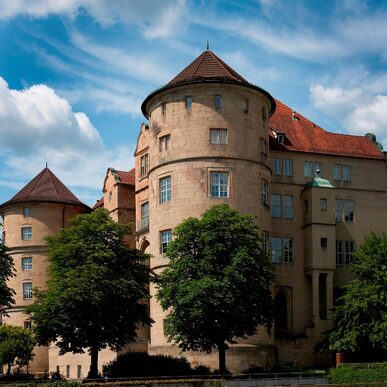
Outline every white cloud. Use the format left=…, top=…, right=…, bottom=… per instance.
left=310, top=84, right=387, bottom=149
left=0, top=77, right=134, bottom=205
left=0, top=0, right=188, bottom=39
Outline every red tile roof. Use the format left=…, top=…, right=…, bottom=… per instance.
left=93, top=197, right=104, bottom=210
left=141, top=50, right=275, bottom=118
left=116, top=168, right=135, bottom=185
left=0, top=167, right=89, bottom=209
left=269, top=100, right=384, bottom=159
left=168, top=50, right=249, bottom=86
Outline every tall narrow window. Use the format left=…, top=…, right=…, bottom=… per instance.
left=314, top=162, right=322, bottom=176
left=304, top=161, right=312, bottom=177
left=214, top=95, right=222, bottom=109
left=24, top=320, right=32, bottom=330
left=271, top=237, right=282, bottom=263
left=160, top=229, right=172, bottom=253
left=77, top=365, right=82, bottom=379
left=210, top=128, right=227, bottom=144
left=22, top=257, right=32, bottom=270
left=161, top=102, right=166, bottom=115
left=185, top=96, right=192, bottom=109
left=66, top=365, right=70, bottom=379
left=335, top=199, right=343, bottom=222
left=21, top=226, right=32, bottom=240
left=159, top=134, right=170, bottom=151
left=271, top=194, right=281, bottom=218
left=210, top=172, right=229, bottom=198
left=273, top=159, right=282, bottom=175
left=320, top=198, right=327, bottom=210
left=261, top=179, right=268, bottom=205
left=342, top=165, right=351, bottom=181
left=283, top=238, right=293, bottom=263
left=344, top=199, right=354, bottom=222
left=345, top=241, right=354, bottom=264
left=159, top=176, right=171, bottom=203
left=333, top=164, right=341, bottom=180
left=336, top=240, right=344, bottom=265
left=242, top=97, right=249, bottom=113
left=283, top=160, right=293, bottom=176
left=23, top=282, right=33, bottom=299
left=260, top=138, right=268, bottom=155
left=140, top=153, right=149, bottom=177
left=283, top=195, right=294, bottom=219
left=262, top=232, right=269, bottom=255
left=140, top=202, right=149, bottom=230
left=23, top=207, right=30, bottom=217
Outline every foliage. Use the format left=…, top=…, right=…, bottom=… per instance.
left=0, top=325, right=35, bottom=377
left=157, top=204, right=274, bottom=373
left=27, top=209, right=152, bottom=378
left=0, top=242, right=16, bottom=315
left=323, top=232, right=387, bottom=359
left=103, top=351, right=197, bottom=377
left=329, top=363, right=387, bottom=384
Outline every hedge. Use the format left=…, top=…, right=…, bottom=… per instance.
left=329, top=363, right=387, bottom=384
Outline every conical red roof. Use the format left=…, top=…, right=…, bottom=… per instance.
left=141, top=50, right=275, bottom=118
left=167, top=50, right=249, bottom=86
left=0, top=167, right=89, bottom=209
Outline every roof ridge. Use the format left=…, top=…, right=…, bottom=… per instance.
left=191, top=51, right=207, bottom=78
left=22, top=169, right=44, bottom=199
left=46, top=168, right=61, bottom=199
left=209, top=50, right=239, bottom=82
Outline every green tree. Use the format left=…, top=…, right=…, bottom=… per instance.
left=325, top=232, right=387, bottom=360
left=157, top=204, right=274, bottom=374
left=0, top=242, right=16, bottom=316
left=28, top=209, right=152, bottom=379
left=0, top=325, right=35, bottom=377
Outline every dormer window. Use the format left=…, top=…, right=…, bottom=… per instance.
left=277, top=133, right=285, bottom=144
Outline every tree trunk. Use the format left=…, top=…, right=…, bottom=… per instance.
left=6, top=363, right=11, bottom=377
left=218, top=341, right=226, bottom=374
left=87, top=345, right=99, bottom=379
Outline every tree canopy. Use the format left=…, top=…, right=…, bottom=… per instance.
left=156, top=204, right=274, bottom=373
left=0, top=325, right=35, bottom=377
left=0, top=242, right=15, bottom=315
left=324, top=232, right=387, bottom=360
left=28, top=209, right=152, bottom=378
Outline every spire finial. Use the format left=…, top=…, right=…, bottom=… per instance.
left=46, top=162, right=48, bottom=168
left=206, top=40, right=210, bottom=50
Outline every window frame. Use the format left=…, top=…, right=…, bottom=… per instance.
left=271, top=193, right=281, bottom=218
left=283, top=195, right=294, bottom=219
left=214, top=94, right=222, bottom=109
left=242, top=97, right=249, bottom=113
left=159, top=176, right=172, bottom=204
left=22, top=257, right=32, bottom=271
left=159, top=134, right=171, bottom=152
left=23, top=207, right=30, bottom=217
left=283, top=159, right=293, bottom=177
left=140, top=153, right=149, bottom=178
left=23, top=282, right=33, bottom=300
left=273, top=159, right=282, bottom=175
left=185, top=96, right=192, bottom=109
left=21, top=226, right=32, bottom=241
left=210, top=128, right=228, bottom=144
left=261, top=179, right=269, bottom=205
left=160, top=229, right=172, bottom=254
left=210, top=171, right=229, bottom=198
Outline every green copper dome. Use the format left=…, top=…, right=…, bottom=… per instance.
left=305, top=176, right=334, bottom=189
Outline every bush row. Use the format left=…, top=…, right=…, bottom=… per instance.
left=329, top=362, right=387, bottom=383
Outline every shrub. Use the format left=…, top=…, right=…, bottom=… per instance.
left=329, top=363, right=387, bottom=383
left=103, top=352, right=195, bottom=377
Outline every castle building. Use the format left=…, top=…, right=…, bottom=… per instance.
left=134, top=50, right=387, bottom=370
left=1, top=49, right=386, bottom=375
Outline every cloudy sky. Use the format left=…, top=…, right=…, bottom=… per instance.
left=0, top=0, right=386, bottom=206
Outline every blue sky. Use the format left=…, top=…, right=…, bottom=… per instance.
left=1, top=0, right=387, bottom=207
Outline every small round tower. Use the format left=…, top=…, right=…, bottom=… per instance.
left=136, top=50, right=276, bottom=370
left=0, top=167, right=89, bottom=374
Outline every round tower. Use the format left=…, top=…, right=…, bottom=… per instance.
left=136, top=50, right=277, bottom=370
left=0, top=167, right=89, bottom=374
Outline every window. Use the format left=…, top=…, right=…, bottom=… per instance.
left=24, top=320, right=32, bottom=330
left=304, top=161, right=322, bottom=177
left=272, top=194, right=293, bottom=219
left=210, top=172, right=229, bottom=198
left=335, top=199, right=354, bottom=222
left=273, top=159, right=282, bottom=175
left=283, top=160, right=293, bottom=176
left=321, top=237, right=327, bottom=249
left=261, top=179, right=268, bottom=205
left=336, top=240, right=354, bottom=265
left=260, top=138, right=268, bottom=155
left=21, top=226, right=32, bottom=240
left=66, top=365, right=70, bottom=379
left=214, top=95, right=222, bottom=109
left=242, top=97, right=249, bottom=113
left=210, top=128, right=227, bottom=144
left=277, top=133, right=285, bottom=144
left=283, top=195, right=294, bottom=219
left=23, top=282, right=33, bottom=299
left=159, top=176, right=171, bottom=203
left=333, top=164, right=351, bottom=182
left=140, top=202, right=149, bottom=230
left=320, top=198, right=327, bottom=210
left=77, top=365, right=82, bottom=379
left=272, top=237, right=293, bottom=263
left=271, top=194, right=281, bottom=218
left=108, top=191, right=112, bottom=202
left=159, top=134, right=170, bottom=151
left=23, top=207, right=30, bottom=217
left=22, top=257, right=32, bottom=271
left=262, top=232, right=269, bottom=255
left=185, top=96, right=192, bottom=109
left=140, top=153, right=149, bottom=177
left=160, top=229, right=172, bottom=253
left=161, top=102, right=166, bottom=115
